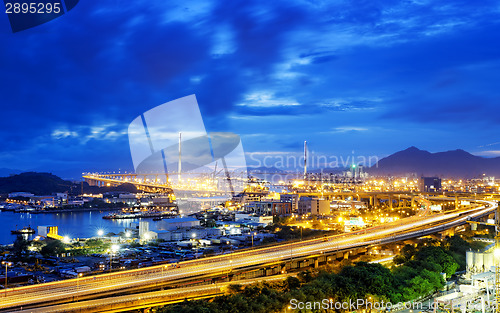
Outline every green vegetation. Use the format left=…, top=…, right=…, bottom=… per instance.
left=12, top=235, right=29, bottom=259
left=40, top=240, right=67, bottom=257
left=158, top=236, right=472, bottom=313
left=74, top=239, right=111, bottom=255
left=19, top=238, right=112, bottom=258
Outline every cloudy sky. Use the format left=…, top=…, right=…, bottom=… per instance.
left=1, top=0, right=500, bottom=178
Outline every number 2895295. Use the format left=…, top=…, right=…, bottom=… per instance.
left=5, top=2, right=62, bottom=14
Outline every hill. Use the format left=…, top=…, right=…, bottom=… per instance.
left=368, top=146, right=500, bottom=178
left=0, top=172, right=74, bottom=195
left=0, top=172, right=138, bottom=196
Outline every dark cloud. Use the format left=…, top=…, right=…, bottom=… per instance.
left=1, top=0, right=500, bottom=177
left=195, top=0, right=311, bottom=124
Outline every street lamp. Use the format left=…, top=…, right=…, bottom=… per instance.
left=494, top=248, right=500, bottom=259
left=76, top=272, right=83, bottom=301
left=2, top=261, right=12, bottom=297
left=192, top=233, right=198, bottom=258
left=109, top=245, right=119, bottom=271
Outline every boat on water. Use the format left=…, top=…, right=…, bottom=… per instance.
left=103, top=212, right=177, bottom=220
left=102, top=213, right=138, bottom=219
left=11, top=226, right=36, bottom=234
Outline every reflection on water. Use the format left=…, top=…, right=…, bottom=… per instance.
left=21, top=233, right=32, bottom=241
left=0, top=211, right=164, bottom=245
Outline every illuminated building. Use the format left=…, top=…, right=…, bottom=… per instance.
left=419, top=177, right=442, bottom=192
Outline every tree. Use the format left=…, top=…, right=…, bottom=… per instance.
left=339, top=262, right=396, bottom=300
left=284, top=276, right=301, bottom=290
left=397, top=244, right=417, bottom=264
left=85, top=239, right=104, bottom=248
left=415, top=246, right=458, bottom=278
left=41, top=240, right=66, bottom=257
left=408, top=275, right=434, bottom=297
left=444, top=235, right=472, bottom=270
left=84, top=239, right=110, bottom=253
left=419, top=268, right=444, bottom=291
left=12, top=235, right=29, bottom=259
left=227, top=284, right=243, bottom=294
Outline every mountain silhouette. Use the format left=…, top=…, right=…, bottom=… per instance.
left=368, top=146, right=500, bottom=178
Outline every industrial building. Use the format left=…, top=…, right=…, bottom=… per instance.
left=156, top=217, right=200, bottom=231
left=420, top=177, right=442, bottom=192
left=298, top=197, right=330, bottom=215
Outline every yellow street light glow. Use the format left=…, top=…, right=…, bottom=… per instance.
left=494, top=248, right=500, bottom=259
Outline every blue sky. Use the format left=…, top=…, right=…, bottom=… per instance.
left=1, top=0, right=500, bottom=178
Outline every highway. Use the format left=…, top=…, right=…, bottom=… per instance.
left=14, top=274, right=296, bottom=313
left=0, top=200, right=496, bottom=311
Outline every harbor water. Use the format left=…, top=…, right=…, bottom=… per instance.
left=0, top=210, right=164, bottom=245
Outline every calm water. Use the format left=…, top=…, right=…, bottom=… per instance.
left=0, top=211, right=163, bottom=245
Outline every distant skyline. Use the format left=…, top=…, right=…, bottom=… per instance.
left=2, top=1, right=500, bottom=178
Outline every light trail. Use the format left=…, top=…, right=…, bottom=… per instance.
left=0, top=200, right=495, bottom=311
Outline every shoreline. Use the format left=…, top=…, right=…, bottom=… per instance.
left=1, top=207, right=124, bottom=214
